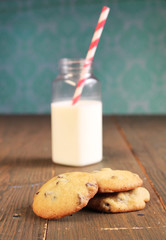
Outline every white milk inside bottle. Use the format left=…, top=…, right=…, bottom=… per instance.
left=51, top=59, right=103, bottom=166
left=51, top=100, right=102, bottom=166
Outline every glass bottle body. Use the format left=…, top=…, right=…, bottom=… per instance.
left=51, top=59, right=102, bottom=166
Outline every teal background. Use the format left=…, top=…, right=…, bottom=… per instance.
left=0, top=0, right=166, bottom=114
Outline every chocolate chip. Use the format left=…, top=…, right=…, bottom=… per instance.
left=44, top=191, right=54, bottom=197
left=36, top=191, right=40, bottom=195
left=86, top=183, right=96, bottom=191
left=77, top=194, right=85, bottom=205
left=57, top=174, right=65, bottom=178
left=56, top=178, right=68, bottom=185
left=111, top=176, right=117, bottom=179
left=52, top=196, right=56, bottom=201
left=86, top=183, right=96, bottom=188
left=105, top=202, right=109, bottom=207
left=104, top=202, right=110, bottom=211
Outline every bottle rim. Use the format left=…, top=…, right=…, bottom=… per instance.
left=59, top=58, right=93, bottom=73
left=60, top=58, right=85, bottom=64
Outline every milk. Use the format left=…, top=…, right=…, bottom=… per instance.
left=51, top=100, right=102, bottom=166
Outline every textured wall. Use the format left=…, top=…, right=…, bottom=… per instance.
left=0, top=0, right=166, bottom=114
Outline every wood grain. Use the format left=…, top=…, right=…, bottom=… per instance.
left=0, top=116, right=54, bottom=240
left=0, top=115, right=166, bottom=240
left=115, top=116, right=166, bottom=209
left=47, top=116, right=166, bottom=240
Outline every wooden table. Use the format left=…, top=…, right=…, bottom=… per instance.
left=0, top=115, right=166, bottom=240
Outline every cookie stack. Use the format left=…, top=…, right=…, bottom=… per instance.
left=32, top=168, right=150, bottom=219
left=87, top=168, right=150, bottom=213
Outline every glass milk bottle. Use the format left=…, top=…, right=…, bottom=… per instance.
left=51, top=58, right=102, bottom=166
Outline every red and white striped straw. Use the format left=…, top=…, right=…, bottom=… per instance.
left=72, top=6, right=110, bottom=105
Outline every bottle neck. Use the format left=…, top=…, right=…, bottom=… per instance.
left=59, top=59, right=92, bottom=77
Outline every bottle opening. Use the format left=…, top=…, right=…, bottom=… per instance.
left=59, top=58, right=92, bottom=74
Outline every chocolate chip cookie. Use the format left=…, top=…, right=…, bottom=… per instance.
left=32, top=172, right=98, bottom=219
left=92, top=168, right=143, bottom=193
left=87, top=187, right=150, bottom=213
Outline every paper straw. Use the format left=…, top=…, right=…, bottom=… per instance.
left=72, top=6, right=110, bottom=105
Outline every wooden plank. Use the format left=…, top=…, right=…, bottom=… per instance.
left=0, top=116, right=165, bottom=240
left=47, top=116, right=166, bottom=240
left=115, top=116, right=166, bottom=208
left=0, top=116, right=54, bottom=240
left=47, top=210, right=166, bottom=240
left=0, top=186, right=47, bottom=240
left=0, top=115, right=54, bottom=185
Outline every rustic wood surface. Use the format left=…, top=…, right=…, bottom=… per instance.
left=0, top=115, right=165, bottom=240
